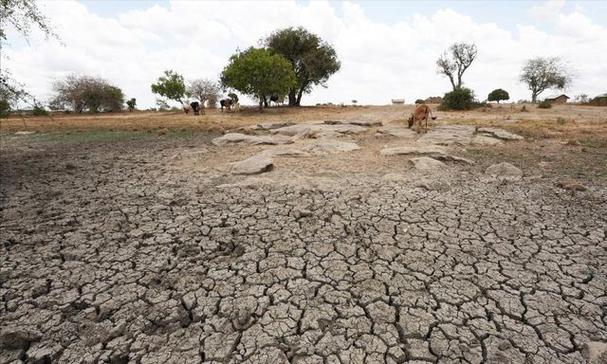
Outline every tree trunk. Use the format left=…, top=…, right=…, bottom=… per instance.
left=296, top=88, right=305, bottom=106
left=531, top=91, right=538, bottom=103
left=288, top=90, right=297, bottom=106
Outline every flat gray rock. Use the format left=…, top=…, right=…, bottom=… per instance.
left=271, top=123, right=367, bottom=138
left=304, top=140, right=360, bottom=154
left=485, top=162, right=523, bottom=181
left=477, top=127, right=523, bottom=141
left=380, top=145, right=447, bottom=157
left=325, top=120, right=382, bottom=127
left=231, top=155, right=274, bottom=175
left=471, top=135, right=504, bottom=145
left=213, top=133, right=293, bottom=146
left=378, top=126, right=416, bottom=138
left=409, top=157, right=446, bottom=171
left=256, top=121, right=296, bottom=130
left=259, top=147, right=308, bottom=157
left=417, top=125, right=476, bottom=145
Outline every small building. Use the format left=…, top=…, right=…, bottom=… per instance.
left=590, top=93, right=607, bottom=106
left=391, top=99, right=405, bottom=105
left=544, top=94, right=570, bottom=104
left=425, top=96, right=442, bottom=104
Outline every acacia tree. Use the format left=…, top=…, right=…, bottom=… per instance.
left=436, top=42, right=478, bottom=91
left=151, top=70, right=186, bottom=105
left=488, top=89, right=509, bottom=103
left=221, top=47, right=296, bottom=110
left=50, top=75, right=124, bottom=112
left=186, top=79, right=220, bottom=109
left=265, top=27, right=340, bottom=106
left=126, top=98, right=136, bottom=111
left=520, top=57, right=572, bottom=103
left=1, top=0, right=57, bottom=113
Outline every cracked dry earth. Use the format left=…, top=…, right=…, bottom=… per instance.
left=1, top=135, right=607, bottom=364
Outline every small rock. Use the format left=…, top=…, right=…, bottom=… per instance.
left=14, top=131, right=36, bottom=135
left=0, top=328, right=42, bottom=350
left=556, top=180, right=587, bottom=191
left=409, top=157, right=446, bottom=171
left=485, top=162, right=523, bottom=181
left=231, top=155, right=274, bottom=175
left=477, top=127, right=523, bottom=141
left=380, top=145, right=447, bottom=157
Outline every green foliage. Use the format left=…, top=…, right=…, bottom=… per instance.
left=151, top=70, right=186, bottom=104
left=32, top=104, right=49, bottom=116
left=0, top=0, right=57, bottom=41
left=520, top=57, right=572, bottom=102
left=439, top=87, right=476, bottom=110
left=221, top=47, right=296, bottom=109
left=487, top=89, right=509, bottom=103
left=227, top=93, right=239, bottom=103
left=538, top=100, right=552, bottom=109
left=0, top=99, right=10, bottom=118
left=51, top=75, right=124, bottom=112
left=415, top=99, right=425, bottom=104
left=126, top=98, right=136, bottom=111
left=265, top=27, right=340, bottom=106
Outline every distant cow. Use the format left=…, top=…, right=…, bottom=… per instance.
left=190, top=101, right=203, bottom=115
left=220, top=98, right=234, bottom=112
left=270, top=95, right=284, bottom=106
left=407, top=104, right=437, bottom=133
left=182, top=102, right=192, bottom=114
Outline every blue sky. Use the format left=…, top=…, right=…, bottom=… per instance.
left=4, top=0, right=607, bottom=107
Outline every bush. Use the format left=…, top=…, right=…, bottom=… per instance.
left=538, top=100, right=552, bottom=109
left=32, top=105, right=49, bottom=116
left=439, top=87, right=476, bottom=110
left=0, top=99, right=10, bottom=118
left=487, top=88, right=510, bottom=103
left=415, top=99, right=425, bottom=104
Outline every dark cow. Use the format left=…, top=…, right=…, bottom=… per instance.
left=190, top=101, right=203, bottom=115
left=269, top=95, right=284, bottom=106
left=220, top=98, right=234, bottom=112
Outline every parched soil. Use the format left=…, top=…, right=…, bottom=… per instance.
left=1, top=105, right=606, bottom=363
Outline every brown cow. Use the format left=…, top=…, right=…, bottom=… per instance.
left=407, top=104, right=437, bottom=133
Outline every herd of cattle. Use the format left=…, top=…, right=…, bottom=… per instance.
left=180, top=97, right=437, bottom=134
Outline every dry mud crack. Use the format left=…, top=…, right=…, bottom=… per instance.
left=1, top=135, right=606, bottom=364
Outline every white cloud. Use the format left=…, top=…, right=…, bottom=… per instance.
left=3, top=0, right=607, bottom=107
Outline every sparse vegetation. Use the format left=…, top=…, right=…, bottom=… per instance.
left=415, top=99, right=425, bottom=104
left=538, top=100, right=552, bottom=109
left=50, top=74, right=124, bottom=113
left=520, top=57, right=572, bottom=103
left=439, top=87, right=476, bottom=110
left=436, top=42, right=478, bottom=91
left=32, top=104, right=49, bottom=116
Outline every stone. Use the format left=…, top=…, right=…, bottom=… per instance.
left=258, top=147, right=308, bottom=157
left=231, top=155, right=274, bottom=175
left=324, top=120, right=382, bottom=127
left=409, top=157, right=446, bottom=171
left=14, top=131, right=36, bottom=135
left=256, top=121, right=295, bottom=130
left=212, top=133, right=293, bottom=146
left=304, top=140, right=360, bottom=154
left=271, top=123, right=367, bottom=138
left=0, top=328, right=42, bottom=350
left=417, top=125, right=476, bottom=145
left=471, top=135, right=503, bottom=146
left=377, top=126, right=416, bottom=138
left=380, top=145, right=447, bottom=157
left=485, top=162, right=523, bottom=181
left=477, top=127, right=523, bottom=141
left=556, top=180, right=588, bottom=192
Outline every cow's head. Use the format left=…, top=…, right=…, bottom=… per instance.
left=407, top=115, right=414, bottom=128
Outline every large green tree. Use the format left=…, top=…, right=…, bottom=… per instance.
left=519, top=57, right=572, bottom=103
left=265, top=27, right=340, bottom=106
left=151, top=70, right=186, bottom=104
left=221, top=47, right=296, bottom=110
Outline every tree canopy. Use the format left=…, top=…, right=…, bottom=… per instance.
left=265, top=27, right=340, bottom=106
left=221, top=47, right=296, bottom=109
left=436, top=42, right=478, bottom=91
left=519, top=57, right=572, bottom=102
left=50, top=74, right=124, bottom=113
left=488, top=89, right=509, bottom=103
left=186, top=79, right=220, bottom=108
left=151, top=70, right=186, bottom=104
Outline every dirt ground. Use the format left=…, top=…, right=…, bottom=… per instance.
left=1, top=104, right=606, bottom=363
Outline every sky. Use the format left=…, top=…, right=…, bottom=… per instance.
left=2, top=0, right=607, bottom=108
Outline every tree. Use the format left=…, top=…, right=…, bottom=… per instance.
left=436, top=42, right=478, bottom=91
left=221, top=47, right=296, bottom=110
left=574, top=94, right=589, bottom=104
left=50, top=74, right=124, bottom=112
left=488, top=89, right=509, bottom=103
left=126, top=98, right=136, bottom=111
left=265, top=27, right=340, bottom=106
left=519, top=57, right=572, bottom=103
left=187, top=79, right=220, bottom=109
left=151, top=70, right=186, bottom=104
left=439, top=87, right=476, bottom=110
left=1, top=0, right=57, bottom=109
left=155, top=99, right=170, bottom=111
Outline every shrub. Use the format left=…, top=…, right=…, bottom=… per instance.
left=415, top=99, right=425, bottom=104
left=0, top=99, right=10, bottom=118
left=32, top=105, right=49, bottom=116
left=487, top=88, right=510, bottom=103
left=439, top=87, right=476, bottom=110
left=538, top=100, right=552, bottom=109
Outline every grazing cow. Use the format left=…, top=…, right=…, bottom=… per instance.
left=190, top=101, right=203, bottom=115
left=270, top=95, right=284, bottom=106
left=182, top=102, right=192, bottom=114
left=220, top=98, right=234, bottom=112
left=407, top=104, right=437, bottom=133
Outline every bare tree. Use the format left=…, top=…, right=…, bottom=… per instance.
left=50, top=74, right=124, bottom=113
left=436, top=42, right=478, bottom=91
left=519, top=57, right=572, bottom=103
left=186, top=79, right=221, bottom=109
